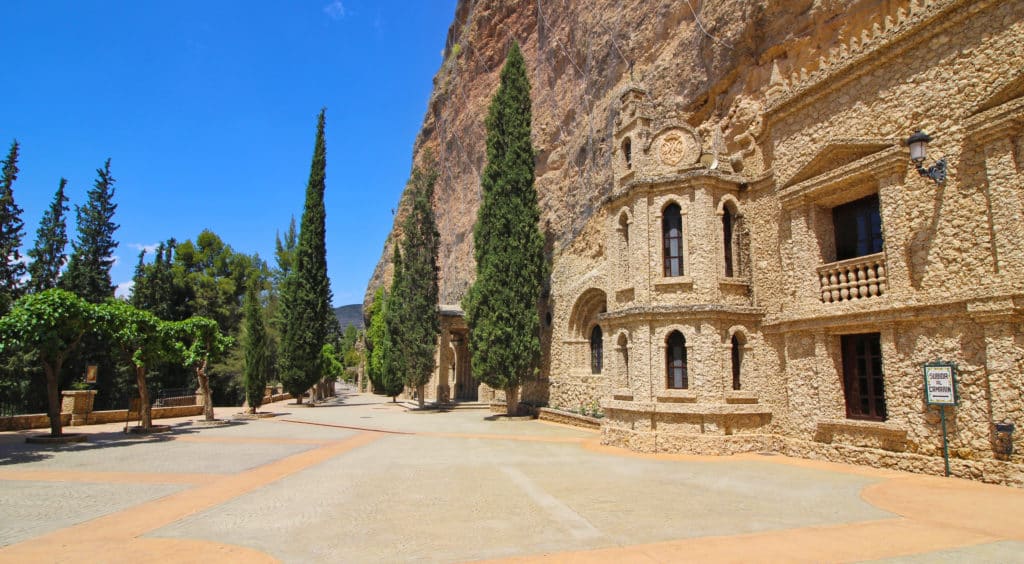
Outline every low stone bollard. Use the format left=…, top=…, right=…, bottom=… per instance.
left=61, top=390, right=97, bottom=426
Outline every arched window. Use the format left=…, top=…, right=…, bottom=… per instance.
left=590, top=325, right=603, bottom=374
left=622, top=137, right=632, bottom=169
left=665, top=331, right=687, bottom=389
left=662, top=204, right=683, bottom=277
left=731, top=335, right=742, bottom=390
left=723, top=206, right=734, bottom=277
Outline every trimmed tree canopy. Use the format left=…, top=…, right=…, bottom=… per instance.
left=463, top=42, right=546, bottom=415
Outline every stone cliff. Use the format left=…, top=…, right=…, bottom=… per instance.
left=365, top=0, right=893, bottom=311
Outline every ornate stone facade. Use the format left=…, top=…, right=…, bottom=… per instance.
left=546, top=0, right=1024, bottom=485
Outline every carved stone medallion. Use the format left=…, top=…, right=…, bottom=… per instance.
left=660, top=134, right=687, bottom=166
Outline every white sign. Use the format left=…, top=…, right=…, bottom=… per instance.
left=924, top=364, right=956, bottom=405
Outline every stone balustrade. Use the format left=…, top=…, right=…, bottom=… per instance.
left=818, top=252, right=887, bottom=303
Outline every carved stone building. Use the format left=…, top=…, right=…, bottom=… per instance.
left=544, top=0, right=1024, bottom=485
left=395, top=0, right=1023, bottom=485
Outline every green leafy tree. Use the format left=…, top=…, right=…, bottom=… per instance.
left=26, top=178, right=70, bottom=294
left=96, top=300, right=172, bottom=429
left=0, top=140, right=26, bottom=313
left=381, top=247, right=407, bottom=401
left=131, top=240, right=192, bottom=322
left=242, top=282, right=271, bottom=413
left=168, top=316, right=233, bottom=421
left=60, top=159, right=119, bottom=303
left=394, top=162, right=440, bottom=407
left=365, top=287, right=388, bottom=393
left=0, top=289, right=96, bottom=436
left=278, top=109, right=334, bottom=404
left=463, top=42, right=546, bottom=416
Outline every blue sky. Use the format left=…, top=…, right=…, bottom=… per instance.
left=1, top=0, right=458, bottom=306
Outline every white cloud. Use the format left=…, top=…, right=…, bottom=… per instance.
left=115, top=280, right=134, bottom=299
left=129, top=242, right=160, bottom=255
left=323, top=1, right=345, bottom=20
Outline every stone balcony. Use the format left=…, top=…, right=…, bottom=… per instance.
left=818, top=252, right=887, bottom=303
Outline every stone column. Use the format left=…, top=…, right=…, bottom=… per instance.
left=877, top=174, right=913, bottom=299
left=61, top=390, right=97, bottom=426
left=975, top=309, right=1021, bottom=461
left=981, top=135, right=1024, bottom=279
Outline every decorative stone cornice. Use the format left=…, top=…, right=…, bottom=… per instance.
left=778, top=145, right=908, bottom=210
left=599, top=304, right=764, bottom=323
left=765, top=0, right=989, bottom=124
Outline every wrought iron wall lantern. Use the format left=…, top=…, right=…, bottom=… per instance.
left=906, top=130, right=947, bottom=185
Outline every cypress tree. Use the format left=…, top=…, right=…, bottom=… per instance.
left=365, top=286, right=388, bottom=393
left=242, top=281, right=270, bottom=413
left=60, top=159, right=119, bottom=303
left=26, top=178, right=70, bottom=294
left=462, top=42, right=546, bottom=416
left=278, top=109, right=333, bottom=404
left=0, top=140, right=26, bottom=313
left=395, top=162, right=440, bottom=407
left=380, top=246, right=406, bottom=401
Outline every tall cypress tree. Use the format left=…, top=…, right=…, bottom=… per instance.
left=60, top=159, right=119, bottom=303
left=395, top=162, right=440, bottom=407
left=26, top=178, right=70, bottom=294
left=0, top=140, right=26, bottom=313
left=243, top=281, right=270, bottom=413
left=381, top=246, right=406, bottom=401
left=462, top=42, right=546, bottom=416
left=278, top=109, right=333, bottom=404
left=365, top=286, right=388, bottom=393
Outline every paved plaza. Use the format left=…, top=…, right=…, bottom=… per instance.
left=1, top=386, right=1023, bottom=563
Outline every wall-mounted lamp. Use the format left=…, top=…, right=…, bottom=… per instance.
left=906, top=130, right=947, bottom=185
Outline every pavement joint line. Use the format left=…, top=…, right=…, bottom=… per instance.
left=501, top=466, right=602, bottom=541
left=0, top=469, right=219, bottom=486
left=272, top=417, right=588, bottom=443
left=168, top=435, right=330, bottom=445
left=274, top=418, right=415, bottom=435
left=0, top=430, right=381, bottom=563
left=475, top=517, right=1003, bottom=563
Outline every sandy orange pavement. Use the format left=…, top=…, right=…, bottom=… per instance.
left=4, top=392, right=1024, bottom=563
left=0, top=430, right=381, bottom=563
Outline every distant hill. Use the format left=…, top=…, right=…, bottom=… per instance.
left=334, top=304, right=364, bottom=331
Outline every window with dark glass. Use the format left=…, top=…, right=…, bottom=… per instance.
left=723, top=207, right=734, bottom=277
left=590, top=325, right=603, bottom=374
left=841, top=333, right=886, bottom=421
left=833, top=194, right=882, bottom=261
left=666, top=331, right=687, bottom=389
left=731, top=335, right=741, bottom=390
left=662, top=204, right=683, bottom=277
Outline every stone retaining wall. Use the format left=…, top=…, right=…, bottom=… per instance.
left=537, top=408, right=601, bottom=430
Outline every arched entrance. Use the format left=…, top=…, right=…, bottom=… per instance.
left=450, top=331, right=477, bottom=401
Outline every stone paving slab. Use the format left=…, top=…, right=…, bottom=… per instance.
left=2, top=389, right=1023, bottom=563
left=867, top=541, right=1024, bottom=563
left=0, top=481, right=185, bottom=547
left=149, top=432, right=890, bottom=563
left=0, top=430, right=318, bottom=475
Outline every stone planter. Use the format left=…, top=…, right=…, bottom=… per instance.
left=61, top=390, right=97, bottom=426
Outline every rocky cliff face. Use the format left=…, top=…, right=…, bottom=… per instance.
left=365, top=0, right=881, bottom=311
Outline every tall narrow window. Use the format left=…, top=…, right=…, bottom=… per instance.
left=618, top=212, right=630, bottom=277
left=833, top=194, right=882, bottom=261
left=662, top=204, right=683, bottom=277
left=731, top=335, right=741, bottom=390
left=666, top=331, right=688, bottom=389
left=590, top=325, right=603, bottom=374
left=723, top=207, right=734, bottom=277
left=622, top=137, right=632, bottom=169
left=841, top=333, right=886, bottom=421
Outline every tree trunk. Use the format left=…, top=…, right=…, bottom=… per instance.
left=43, top=360, right=62, bottom=437
left=136, top=366, right=152, bottom=429
left=296, top=390, right=303, bottom=405
left=198, top=359, right=214, bottom=421
left=417, top=384, right=425, bottom=408
left=505, top=385, right=520, bottom=416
